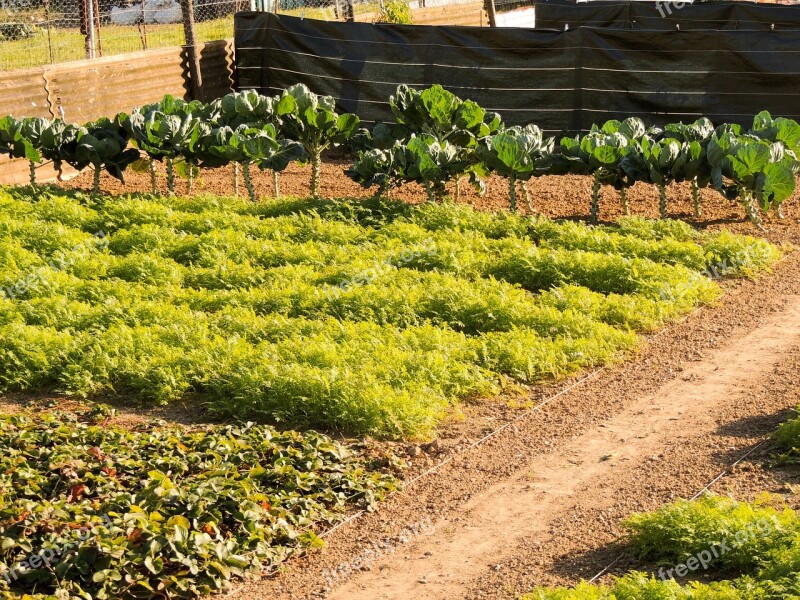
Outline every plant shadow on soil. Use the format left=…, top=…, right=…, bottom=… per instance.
left=543, top=413, right=800, bottom=588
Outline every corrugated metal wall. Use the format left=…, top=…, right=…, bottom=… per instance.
left=0, top=40, right=235, bottom=185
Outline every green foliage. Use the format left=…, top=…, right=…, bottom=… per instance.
left=0, top=189, right=780, bottom=439
left=707, top=126, right=797, bottom=227
left=276, top=84, right=359, bottom=198
left=772, top=408, right=800, bottom=464
left=624, top=495, right=798, bottom=573
left=477, top=125, right=555, bottom=211
left=527, top=495, right=800, bottom=600
left=0, top=409, right=398, bottom=599
left=374, top=0, right=413, bottom=23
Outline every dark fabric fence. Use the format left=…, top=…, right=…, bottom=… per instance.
left=535, top=0, right=800, bottom=31
left=234, top=11, right=800, bottom=135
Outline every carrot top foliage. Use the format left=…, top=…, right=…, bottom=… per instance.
left=0, top=188, right=781, bottom=438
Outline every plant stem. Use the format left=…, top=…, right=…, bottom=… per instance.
left=273, top=170, right=279, bottom=198
left=590, top=173, right=601, bottom=224
left=233, top=162, right=239, bottom=197
left=166, top=157, right=175, bottom=195
left=150, top=159, right=158, bottom=194
left=455, top=177, right=461, bottom=202
left=508, top=175, right=517, bottom=213
left=659, top=184, right=667, bottom=219
left=29, top=160, right=36, bottom=186
left=691, top=179, right=701, bottom=218
left=741, top=190, right=764, bottom=230
left=424, top=182, right=435, bottom=203
left=777, top=203, right=785, bottom=219
left=619, top=187, right=630, bottom=216
left=92, top=165, right=101, bottom=196
left=310, top=152, right=321, bottom=199
left=433, top=182, right=447, bottom=203
left=521, top=180, right=534, bottom=213
left=187, top=164, right=194, bottom=193
left=242, top=162, right=257, bottom=202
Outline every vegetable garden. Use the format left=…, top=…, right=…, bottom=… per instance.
left=0, top=82, right=798, bottom=599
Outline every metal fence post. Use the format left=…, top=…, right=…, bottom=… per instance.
left=180, top=0, right=204, bottom=100
left=83, top=0, right=97, bottom=59
left=485, top=0, right=497, bottom=26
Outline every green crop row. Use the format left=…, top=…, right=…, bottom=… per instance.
left=2, top=85, right=798, bottom=228
left=0, top=407, right=398, bottom=599
left=0, top=187, right=780, bottom=438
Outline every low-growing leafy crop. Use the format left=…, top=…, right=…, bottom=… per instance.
left=0, top=188, right=781, bottom=438
left=0, top=408, right=399, bottom=599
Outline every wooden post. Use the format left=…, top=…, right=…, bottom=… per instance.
left=485, top=0, right=497, bottom=27
left=180, top=0, right=203, bottom=100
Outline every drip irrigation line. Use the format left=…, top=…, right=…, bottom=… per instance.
left=587, top=436, right=773, bottom=584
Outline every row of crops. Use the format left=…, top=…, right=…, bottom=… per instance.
left=2, top=84, right=798, bottom=228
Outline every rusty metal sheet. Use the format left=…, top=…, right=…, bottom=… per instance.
left=46, top=47, right=190, bottom=124
left=0, top=67, right=52, bottom=118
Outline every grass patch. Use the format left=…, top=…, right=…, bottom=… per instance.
left=0, top=188, right=781, bottom=438
left=0, top=406, right=398, bottom=598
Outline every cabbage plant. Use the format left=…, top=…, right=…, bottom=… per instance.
left=476, top=125, right=554, bottom=212
left=277, top=84, right=359, bottom=199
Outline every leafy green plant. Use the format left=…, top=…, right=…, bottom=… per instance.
left=622, top=135, right=684, bottom=219
left=71, top=118, right=140, bottom=196
left=477, top=124, right=554, bottom=212
left=0, top=115, right=40, bottom=185
left=123, top=109, right=205, bottom=195
left=196, top=123, right=303, bottom=202
left=527, top=495, right=800, bottom=600
left=277, top=84, right=359, bottom=199
left=203, top=90, right=294, bottom=197
left=707, top=127, right=797, bottom=229
left=123, top=95, right=207, bottom=195
left=388, top=84, right=502, bottom=200
left=662, top=117, right=715, bottom=218
left=0, top=188, right=781, bottom=438
left=404, top=134, right=474, bottom=202
left=345, top=140, right=411, bottom=198
left=374, top=0, right=413, bottom=23
left=772, top=407, right=800, bottom=464
left=0, top=409, right=399, bottom=599
left=556, top=130, right=632, bottom=223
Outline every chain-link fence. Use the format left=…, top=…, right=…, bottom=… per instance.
left=0, top=0, right=496, bottom=72
left=0, top=0, right=248, bottom=70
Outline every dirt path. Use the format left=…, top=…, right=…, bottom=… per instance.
left=328, top=295, right=800, bottom=600
left=223, top=251, right=800, bottom=600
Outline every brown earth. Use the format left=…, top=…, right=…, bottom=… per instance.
left=64, top=158, right=800, bottom=245
left=56, top=164, right=800, bottom=598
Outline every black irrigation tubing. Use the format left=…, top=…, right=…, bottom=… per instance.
left=587, top=437, right=774, bottom=584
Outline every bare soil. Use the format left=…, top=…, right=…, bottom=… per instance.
left=65, top=158, right=800, bottom=246
left=55, top=164, right=800, bottom=598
